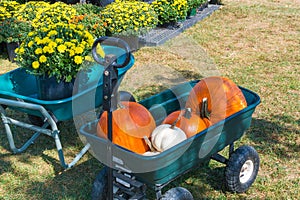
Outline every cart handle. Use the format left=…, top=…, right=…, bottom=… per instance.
left=92, top=36, right=131, bottom=69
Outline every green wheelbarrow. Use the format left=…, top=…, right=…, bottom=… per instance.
left=0, top=37, right=134, bottom=169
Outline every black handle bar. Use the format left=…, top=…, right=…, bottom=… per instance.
left=92, top=36, right=131, bottom=68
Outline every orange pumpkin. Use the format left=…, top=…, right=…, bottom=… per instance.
left=162, top=110, right=210, bottom=138
left=185, top=77, right=247, bottom=124
left=97, top=101, right=156, bottom=154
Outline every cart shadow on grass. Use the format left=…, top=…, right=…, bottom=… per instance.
left=247, top=117, right=300, bottom=159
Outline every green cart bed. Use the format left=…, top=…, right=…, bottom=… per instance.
left=80, top=80, right=261, bottom=199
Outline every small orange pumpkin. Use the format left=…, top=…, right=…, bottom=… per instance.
left=162, top=110, right=210, bottom=138
left=186, top=77, right=247, bottom=124
left=97, top=101, right=156, bottom=154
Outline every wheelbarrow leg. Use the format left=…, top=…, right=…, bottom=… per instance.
left=4, top=121, right=42, bottom=153
left=1, top=105, right=44, bottom=153
left=0, top=99, right=91, bottom=169
left=52, top=129, right=91, bottom=169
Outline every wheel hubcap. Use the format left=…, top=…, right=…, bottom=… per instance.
left=239, top=160, right=254, bottom=183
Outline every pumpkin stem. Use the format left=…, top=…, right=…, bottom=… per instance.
left=200, top=97, right=210, bottom=119
left=171, top=116, right=180, bottom=129
left=184, top=108, right=192, bottom=119
left=117, top=101, right=125, bottom=109
left=171, top=108, right=189, bottom=129
left=143, top=136, right=156, bottom=152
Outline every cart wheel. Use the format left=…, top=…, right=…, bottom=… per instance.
left=119, top=91, right=136, bottom=102
left=161, top=187, right=193, bottom=200
left=27, top=114, right=44, bottom=126
left=91, top=167, right=108, bottom=200
left=225, top=145, right=260, bottom=193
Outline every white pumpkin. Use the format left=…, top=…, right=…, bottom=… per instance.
left=143, top=151, right=160, bottom=156
left=151, top=124, right=187, bottom=152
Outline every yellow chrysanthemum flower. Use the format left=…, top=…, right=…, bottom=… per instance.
left=47, top=47, right=55, bottom=54
left=75, top=46, right=83, bottom=54
left=64, top=42, right=74, bottom=47
left=32, top=61, right=40, bottom=69
left=48, top=30, right=57, bottom=37
left=77, top=24, right=84, bottom=30
left=74, top=56, right=83, bottom=64
left=28, top=32, right=35, bottom=37
left=28, top=41, right=34, bottom=48
left=39, top=55, right=47, bottom=63
left=18, top=47, right=25, bottom=54
left=49, top=41, right=57, bottom=48
left=55, top=38, right=63, bottom=44
left=57, top=44, right=67, bottom=53
left=69, top=49, right=75, bottom=57
left=35, top=48, right=43, bottom=55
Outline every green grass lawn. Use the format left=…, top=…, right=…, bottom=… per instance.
left=1, top=0, right=299, bottom=199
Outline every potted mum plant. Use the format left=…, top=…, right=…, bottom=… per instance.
left=0, top=0, right=21, bottom=59
left=15, top=22, right=96, bottom=100
left=0, top=17, right=32, bottom=62
left=72, top=2, right=103, bottom=15
left=0, top=1, right=20, bottom=21
left=187, top=0, right=203, bottom=17
left=31, top=1, right=77, bottom=28
left=71, top=3, right=106, bottom=38
left=101, top=0, right=158, bottom=51
left=69, top=14, right=106, bottom=39
left=13, top=1, right=50, bottom=22
left=151, top=0, right=188, bottom=27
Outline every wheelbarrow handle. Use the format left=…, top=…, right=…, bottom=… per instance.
left=92, top=36, right=131, bottom=68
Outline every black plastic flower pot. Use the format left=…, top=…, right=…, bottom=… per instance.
left=6, top=42, right=19, bottom=63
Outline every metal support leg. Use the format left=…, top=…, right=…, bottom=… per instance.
left=53, top=128, right=91, bottom=169
left=0, top=98, right=90, bottom=169
left=211, top=143, right=235, bottom=164
left=0, top=105, right=50, bottom=153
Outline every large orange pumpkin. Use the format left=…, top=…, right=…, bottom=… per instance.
left=162, top=110, right=210, bottom=138
left=97, top=101, right=156, bottom=154
left=185, top=77, right=247, bottom=124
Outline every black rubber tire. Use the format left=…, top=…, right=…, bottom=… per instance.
left=161, top=187, right=193, bottom=200
left=27, top=114, right=45, bottom=126
left=225, top=145, right=260, bottom=193
left=119, top=90, right=136, bottom=102
left=91, top=167, right=108, bottom=200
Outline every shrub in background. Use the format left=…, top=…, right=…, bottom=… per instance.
left=14, top=1, right=50, bottom=21
left=0, top=1, right=20, bottom=21
left=101, top=0, right=158, bottom=36
left=31, top=1, right=77, bottom=28
left=69, top=14, right=106, bottom=38
left=151, top=0, right=188, bottom=25
left=72, top=3, right=102, bottom=15
left=71, top=3, right=106, bottom=38
left=0, top=17, right=32, bottom=43
left=187, top=0, right=204, bottom=10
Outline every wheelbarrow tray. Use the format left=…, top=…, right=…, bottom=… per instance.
left=0, top=46, right=134, bottom=121
left=80, top=80, right=261, bottom=186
